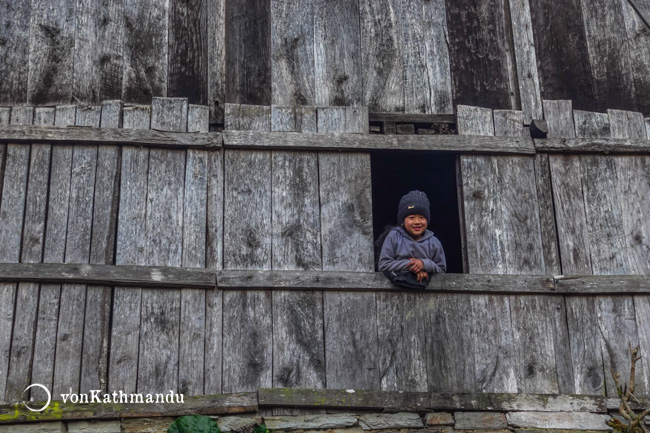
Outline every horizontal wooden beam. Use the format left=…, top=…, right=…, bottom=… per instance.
left=369, top=112, right=457, bottom=124
left=0, top=263, right=216, bottom=289
left=0, top=126, right=222, bottom=149
left=0, top=392, right=257, bottom=424
left=535, top=138, right=650, bottom=153
left=258, top=388, right=608, bottom=413
left=555, top=275, right=650, bottom=294
left=224, top=130, right=536, bottom=154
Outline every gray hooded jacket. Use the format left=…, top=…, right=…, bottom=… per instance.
left=378, top=226, right=446, bottom=274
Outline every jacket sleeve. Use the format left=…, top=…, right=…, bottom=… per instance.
left=378, top=231, right=411, bottom=272
left=423, top=237, right=447, bottom=274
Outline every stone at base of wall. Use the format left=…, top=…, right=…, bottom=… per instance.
left=67, top=421, right=122, bottom=433
left=0, top=423, right=65, bottom=433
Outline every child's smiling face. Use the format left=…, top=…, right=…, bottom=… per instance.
left=403, top=214, right=428, bottom=240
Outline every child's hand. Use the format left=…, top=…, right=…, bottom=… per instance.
left=416, top=270, right=429, bottom=282
left=407, top=258, right=424, bottom=273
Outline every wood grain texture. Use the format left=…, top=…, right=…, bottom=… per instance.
left=168, top=0, right=207, bottom=105
left=634, top=296, right=650, bottom=393
left=204, top=287, right=223, bottom=394
left=100, top=101, right=123, bottom=128
left=646, top=118, right=650, bottom=139
left=188, top=105, right=210, bottom=133
left=21, top=144, right=51, bottom=264
left=73, top=0, right=124, bottom=102
left=271, top=0, right=315, bottom=106
left=0, top=0, right=31, bottom=104
left=580, top=0, right=636, bottom=112
left=493, top=110, right=524, bottom=137
left=573, top=110, right=611, bottom=138
left=543, top=100, right=575, bottom=138
left=225, top=0, right=271, bottom=105
left=0, top=284, right=15, bottom=403
left=27, top=0, right=75, bottom=104
left=457, top=106, right=494, bottom=136
left=10, top=107, right=33, bottom=126
left=208, top=0, right=226, bottom=122
left=508, top=0, right=543, bottom=122
left=222, top=291, right=273, bottom=392
left=317, top=107, right=346, bottom=133
left=223, top=150, right=272, bottom=270
left=621, top=0, right=650, bottom=115
left=122, top=105, right=151, bottom=129
left=359, top=0, right=404, bottom=112
left=314, top=0, right=362, bottom=106
left=54, top=105, right=76, bottom=127
left=75, top=105, right=101, bottom=127
left=122, top=0, right=169, bottom=102
left=608, top=109, right=646, bottom=139
left=566, top=297, right=605, bottom=395
left=0, top=108, right=10, bottom=125
left=534, top=154, right=561, bottom=274
left=401, top=0, right=453, bottom=114
left=445, top=0, right=517, bottom=110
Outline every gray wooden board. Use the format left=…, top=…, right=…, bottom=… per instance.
left=0, top=0, right=31, bottom=104
left=345, top=106, right=369, bottom=134
left=151, top=97, right=189, bottom=132
left=318, top=153, right=374, bottom=272
left=566, top=297, right=605, bottom=395
left=223, top=130, right=536, bottom=154
left=21, top=144, right=51, bottom=264
left=223, top=150, right=272, bottom=270
left=80, top=285, right=111, bottom=393
left=122, top=0, right=168, bottom=102
left=27, top=0, right=75, bottom=104
left=377, top=293, right=427, bottom=391
left=533, top=154, right=561, bottom=274
left=100, top=100, right=123, bottom=128
left=188, top=105, right=210, bottom=133
left=426, top=294, right=476, bottom=392
left=272, top=152, right=321, bottom=270
left=314, top=0, right=362, bottom=106
left=608, top=109, right=646, bottom=139
left=122, top=105, right=151, bottom=129
left=543, top=100, right=576, bottom=138
left=317, top=107, right=346, bottom=133
left=73, top=0, right=124, bottom=102
left=54, top=105, right=77, bottom=127
left=359, top=0, right=404, bottom=112
left=239, top=105, right=271, bottom=131
left=271, top=106, right=298, bottom=132
left=204, top=287, right=223, bottom=394
left=547, top=296, right=575, bottom=394
left=573, top=110, right=610, bottom=138
left=493, top=110, right=524, bottom=137
left=208, top=0, right=226, bottom=122
left=180, top=149, right=208, bottom=396
left=457, top=105, right=495, bottom=136
left=401, top=0, right=453, bottom=114
left=206, top=150, right=224, bottom=271
left=0, top=285, right=15, bottom=403
left=34, top=107, right=56, bottom=127
left=621, top=0, right=650, bottom=115
left=507, top=0, right=543, bottom=122
left=271, top=0, right=315, bottom=106
left=10, top=107, right=34, bottom=126
left=646, top=118, right=650, bottom=139
left=0, top=108, right=10, bottom=125
left=0, top=126, right=222, bottom=149
left=324, top=292, right=379, bottom=390
left=634, top=296, right=650, bottom=394
left=75, top=106, right=101, bottom=127
left=224, top=103, right=240, bottom=130
left=222, top=290, right=273, bottom=392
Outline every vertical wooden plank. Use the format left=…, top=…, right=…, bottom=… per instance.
left=574, top=110, right=611, bottom=138
left=456, top=106, right=494, bottom=136
left=271, top=0, right=315, bottom=106
left=359, top=0, right=404, bottom=112
left=533, top=154, right=561, bottom=275
left=645, top=118, right=650, bottom=139
left=100, top=100, right=123, bottom=128
left=207, top=0, right=226, bottom=122
left=168, top=0, right=208, bottom=104
left=34, top=107, right=57, bottom=127
left=345, top=106, right=369, bottom=134
left=528, top=0, right=595, bottom=110
left=238, top=105, right=271, bottom=131
left=122, top=0, right=169, bottom=102
left=493, top=110, right=524, bottom=137
left=621, top=0, right=650, bottom=114
left=543, top=100, right=576, bottom=138
left=317, top=107, right=346, bottom=133
left=73, top=0, right=124, bottom=102
left=445, top=0, right=518, bottom=109
left=566, top=297, right=605, bottom=395
left=10, top=106, right=34, bottom=126
left=608, top=109, right=646, bottom=139
left=137, top=100, right=186, bottom=395
left=225, top=0, right=271, bottom=105
left=580, top=0, right=636, bottom=112
left=508, top=0, right=543, bottom=122
left=634, top=296, right=650, bottom=393
left=0, top=108, right=10, bottom=125
left=401, top=0, right=453, bottom=114
left=314, top=0, right=362, bottom=106
left=300, top=106, right=317, bottom=132
left=32, top=106, right=74, bottom=401
left=222, top=291, right=273, bottom=392
left=75, top=106, right=101, bottom=127
left=0, top=0, right=31, bottom=104
left=188, top=105, right=210, bottom=133
left=224, top=103, right=240, bottom=130
left=109, top=106, right=150, bottom=394
left=27, top=0, right=75, bottom=104
left=271, top=106, right=299, bottom=132
left=0, top=139, right=30, bottom=403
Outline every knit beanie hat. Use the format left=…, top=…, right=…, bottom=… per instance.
left=397, top=190, right=430, bottom=223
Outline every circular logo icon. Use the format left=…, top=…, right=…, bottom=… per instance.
left=23, top=384, right=51, bottom=412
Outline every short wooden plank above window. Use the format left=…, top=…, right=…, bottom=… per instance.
left=535, top=137, right=650, bottom=153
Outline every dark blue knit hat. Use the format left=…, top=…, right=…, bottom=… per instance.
left=397, top=190, right=430, bottom=223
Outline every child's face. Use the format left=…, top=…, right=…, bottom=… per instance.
left=403, top=214, right=428, bottom=240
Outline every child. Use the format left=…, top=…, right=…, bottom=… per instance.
left=378, top=190, right=446, bottom=284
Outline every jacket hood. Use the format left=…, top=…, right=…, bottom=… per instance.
left=394, top=225, right=434, bottom=242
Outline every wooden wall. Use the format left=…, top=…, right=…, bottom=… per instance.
left=2, top=0, right=650, bottom=122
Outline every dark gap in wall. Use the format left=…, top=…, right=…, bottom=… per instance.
left=371, top=150, right=463, bottom=274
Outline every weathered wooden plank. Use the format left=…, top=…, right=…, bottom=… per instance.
left=445, top=0, right=517, bottom=109
left=271, top=0, right=315, bottom=106
left=0, top=392, right=258, bottom=424
left=122, top=0, right=168, bottom=102
left=543, top=100, right=575, bottom=138
left=20, top=144, right=51, bottom=263
left=110, top=107, right=150, bottom=394
left=0, top=283, right=15, bottom=403
left=646, top=118, right=650, bottom=139
left=580, top=0, right=636, bottom=112
left=188, top=105, right=210, bottom=133
left=493, top=110, right=524, bottom=137
left=534, top=154, right=561, bottom=274
left=54, top=105, right=77, bottom=127
left=75, top=106, right=101, bottom=127
left=34, top=108, right=56, bottom=127
left=345, top=106, right=369, bottom=134
left=377, top=293, right=427, bottom=391
left=206, top=149, right=224, bottom=271
left=259, top=388, right=608, bottom=412
left=556, top=275, right=650, bottom=294
left=224, top=103, right=240, bottom=130
left=73, top=0, right=124, bottom=102
left=207, top=0, right=226, bottom=122
left=168, top=0, right=207, bottom=105
left=359, top=0, right=404, bottom=112
left=223, top=150, right=272, bottom=270
left=27, top=0, right=75, bottom=104
left=457, top=106, right=494, bottom=136
left=401, top=0, right=453, bottom=114
left=0, top=108, right=10, bottom=125
left=634, top=295, right=650, bottom=393
left=508, top=0, right=543, bottom=122
left=151, top=97, right=188, bottom=132
left=222, top=291, right=273, bottom=392
left=225, top=0, right=271, bottom=105
left=270, top=106, right=298, bottom=132
left=608, top=109, right=646, bottom=139
left=300, top=106, right=317, bottom=133
left=10, top=107, right=34, bottom=126
left=204, top=286, right=223, bottom=394
left=238, top=105, right=271, bottom=131
left=224, top=130, right=535, bottom=154
left=621, top=0, right=650, bottom=115
left=100, top=101, right=123, bottom=128
left=0, top=0, right=31, bottom=104
left=0, top=125, right=222, bottom=149
left=314, top=0, right=362, bottom=106
left=566, top=297, right=604, bottom=395
left=317, top=107, right=346, bottom=133
left=573, top=110, right=611, bottom=139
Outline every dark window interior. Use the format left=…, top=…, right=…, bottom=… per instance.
left=371, top=151, right=464, bottom=273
